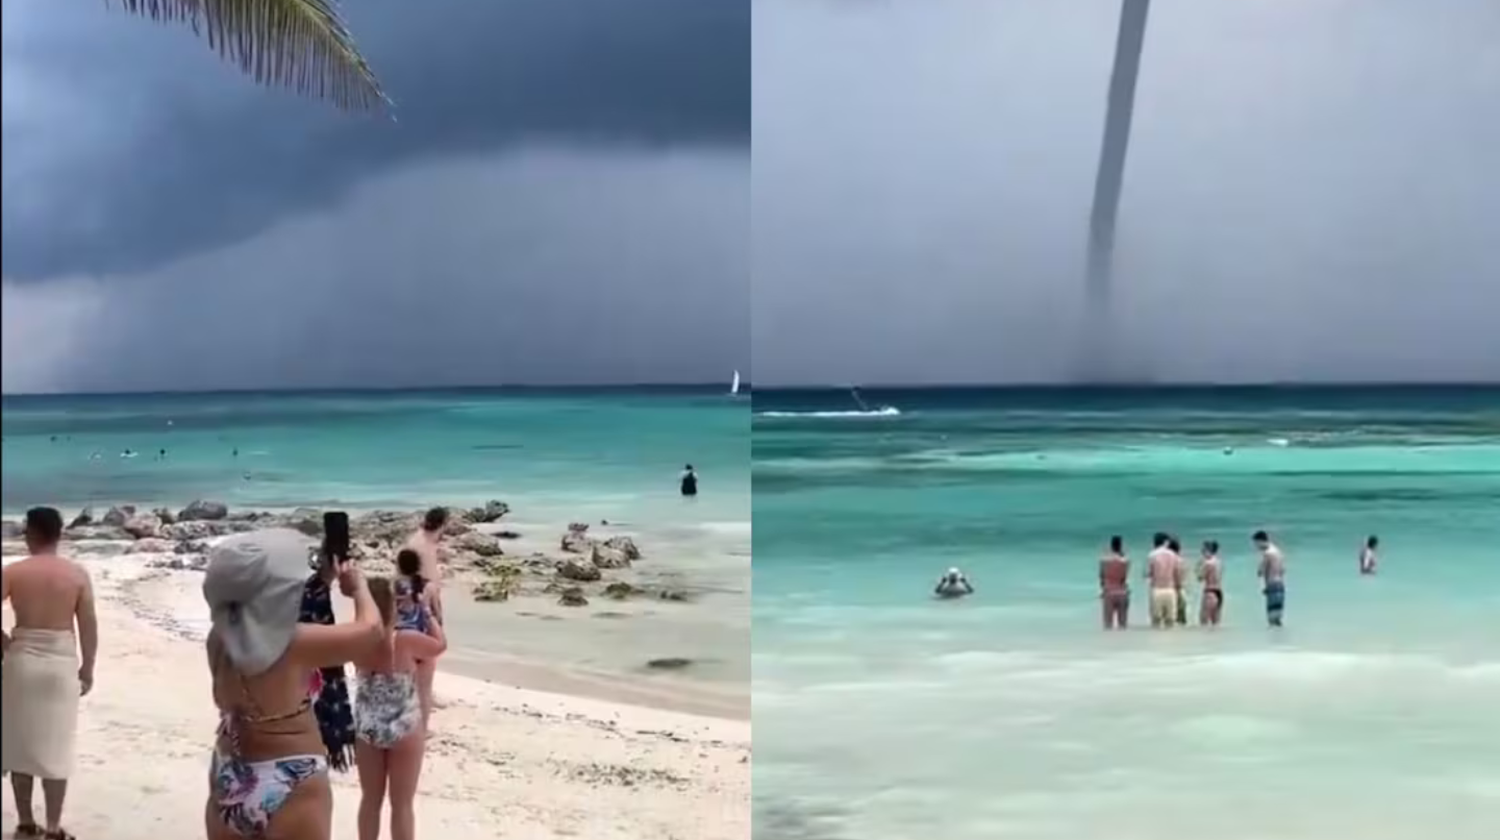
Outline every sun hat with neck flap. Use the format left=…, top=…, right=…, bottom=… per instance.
left=202, top=528, right=315, bottom=677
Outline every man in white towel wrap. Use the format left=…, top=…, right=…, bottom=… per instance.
left=2, top=506, right=99, bottom=840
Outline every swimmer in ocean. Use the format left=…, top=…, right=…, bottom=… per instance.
left=1145, top=532, right=1182, bottom=629
left=933, top=567, right=974, bottom=599
left=1168, top=536, right=1189, bottom=625
left=1359, top=535, right=1379, bottom=575
left=680, top=464, right=699, bottom=497
left=1099, top=535, right=1130, bottom=630
left=1197, top=540, right=1224, bottom=626
left=1254, top=530, right=1287, bottom=627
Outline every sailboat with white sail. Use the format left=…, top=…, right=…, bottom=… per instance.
left=730, top=370, right=742, bottom=397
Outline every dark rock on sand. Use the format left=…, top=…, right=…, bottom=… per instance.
left=560, top=530, right=593, bottom=555
left=101, top=505, right=136, bottom=527
left=178, top=499, right=229, bottom=522
left=122, top=513, right=162, bottom=539
left=603, top=582, right=643, bottom=600
left=152, top=507, right=178, bottom=525
left=602, top=536, right=642, bottom=561
left=450, top=531, right=505, bottom=558
left=558, top=587, right=589, bottom=607
left=589, top=545, right=632, bottom=570
left=646, top=657, right=694, bottom=671
left=68, top=508, right=95, bottom=529
left=495, top=530, right=522, bottom=540
left=557, top=558, right=602, bottom=582
left=464, top=500, right=511, bottom=524
left=472, top=579, right=515, bottom=602
left=657, top=589, right=691, bottom=603
left=162, top=521, right=237, bottom=541
left=281, top=507, right=325, bottom=537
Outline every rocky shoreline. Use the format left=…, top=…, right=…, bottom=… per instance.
left=1, top=499, right=690, bottom=611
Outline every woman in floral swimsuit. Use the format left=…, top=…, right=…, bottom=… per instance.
left=353, top=576, right=447, bottom=840
left=202, top=530, right=384, bottom=839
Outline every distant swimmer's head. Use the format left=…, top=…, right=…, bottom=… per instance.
left=1202, top=539, right=1220, bottom=556
left=1252, top=530, right=1270, bottom=549
left=1109, top=535, right=1124, bottom=553
left=24, top=506, right=64, bottom=553
left=684, top=464, right=695, bottom=472
left=1366, top=535, right=1379, bottom=549
left=422, top=507, right=449, bottom=534
left=1168, top=537, right=1182, bottom=553
left=1152, top=532, right=1171, bottom=549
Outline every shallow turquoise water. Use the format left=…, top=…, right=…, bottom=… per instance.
left=752, top=387, right=1500, bottom=840
left=3, top=388, right=751, bottom=692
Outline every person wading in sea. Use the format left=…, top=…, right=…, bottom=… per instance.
left=1254, top=530, right=1288, bottom=627
left=1099, top=535, right=1131, bottom=630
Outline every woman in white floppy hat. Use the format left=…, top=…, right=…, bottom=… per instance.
left=201, top=529, right=383, bottom=839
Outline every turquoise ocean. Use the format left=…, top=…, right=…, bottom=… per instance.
left=2, top=388, right=751, bottom=706
left=753, top=387, right=1499, bottom=840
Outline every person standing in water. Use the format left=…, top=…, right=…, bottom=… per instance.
left=1359, top=535, right=1379, bottom=575
left=1168, top=536, right=1190, bottom=626
left=1099, top=535, right=1131, bottom=630
left=1254, top=530, right=1287, bottom=627
left=680, top=464, right=699, bottom=497
left=1145, top=532, right=1182, bottom=629
left=2, top=507, right=98, bottom=840
left=1197, top=540, right=1225, bottom=626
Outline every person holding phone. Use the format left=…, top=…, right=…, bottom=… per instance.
left=201, top=529, right=384, bottom=839
left=301, top=513, right=361, bottom=774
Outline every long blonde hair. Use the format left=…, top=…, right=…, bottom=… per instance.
left=367, top=576, right=396, bottom=628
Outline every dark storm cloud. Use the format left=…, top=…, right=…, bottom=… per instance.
left=2, top=0, right=748, bottom=280
left=2, top=0, right=748, bottom=392
left=752, top=0, right=1500, bottom=384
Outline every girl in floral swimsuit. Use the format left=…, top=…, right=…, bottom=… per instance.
left=353, top=576, right=448, bottom=840
left=202, top=529, right=384, bottom=840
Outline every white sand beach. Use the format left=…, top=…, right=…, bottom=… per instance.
left=1, top=556, right=750, bottom=839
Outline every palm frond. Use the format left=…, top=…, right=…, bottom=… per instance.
left=111, top=0, right=389, bottom=113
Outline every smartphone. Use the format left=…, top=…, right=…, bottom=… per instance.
left=323, top=511, right=351, bottom=563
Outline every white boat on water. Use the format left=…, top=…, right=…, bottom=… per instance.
left=730, top=370, right=742, bottom=396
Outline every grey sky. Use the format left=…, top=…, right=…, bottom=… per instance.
left=2, top=0, right=747, bottom=393
left=752, top=0, right=1500, bottom=385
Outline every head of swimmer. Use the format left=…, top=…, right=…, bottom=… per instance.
left=1109, top=535, right=1124, bottom=555
left=421, top=507, right=449, bottom=534
left=1201, top=540, right=1220, bottom=558
left=1365, top=535, right=1379, bottom=549
left=1252, top=530, right=1271, bottom=550
left=24, top=506, right=63, bottom=555
left=1152, top=531, right=1171, bottom=549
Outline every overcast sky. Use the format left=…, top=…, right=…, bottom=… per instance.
left=752, top=0, right=1500, bottom=385
left=2, top=0, right=748, bottom=394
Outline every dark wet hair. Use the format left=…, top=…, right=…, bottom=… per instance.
left=1168, top=537, right=1182, bottom=553
left=1109, top=535, right=1123, bottom=552
left=684, top=463, right=694, bottom=471
left=25, top=507, right=64, bottom=546
left=1252, top=530, right=1270, bottom=542
left=396, top=549, right=426, bottom=596
left=1152, top=531, right=1170, bottom=548
left=1366, top=535, right=1379, bottom=548
left=1203, top=539, right=1220, bottom=554
left=368, top=576, right=396, bottom=626
left=422, top=507, right=449, bottom=532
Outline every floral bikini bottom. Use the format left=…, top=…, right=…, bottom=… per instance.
left=210, top=747, right=328, bottom=838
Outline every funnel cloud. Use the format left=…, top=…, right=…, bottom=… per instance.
left=752, top=0, right=1500, bottom=385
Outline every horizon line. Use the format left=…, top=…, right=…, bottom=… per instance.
left=4, top=379, right=1498, bottom=399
